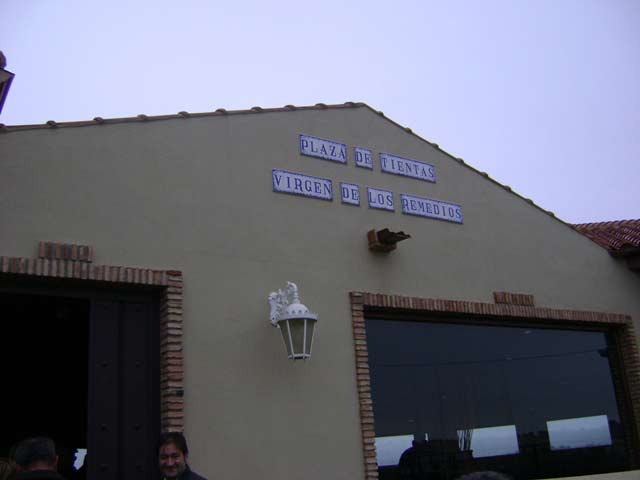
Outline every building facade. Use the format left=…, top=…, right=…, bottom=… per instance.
left=1, top=103, right=639, bottom=480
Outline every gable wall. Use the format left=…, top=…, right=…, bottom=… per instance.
left=2, top=106, right=639, bottom=480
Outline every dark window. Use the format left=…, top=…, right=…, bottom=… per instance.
left=366, top=318, right=631, bottom=480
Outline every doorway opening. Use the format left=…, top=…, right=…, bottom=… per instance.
left=1, top=292, right=90, bottom=479
left=0, top=281, right=161, bottom=480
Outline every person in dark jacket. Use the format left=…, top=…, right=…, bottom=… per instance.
left=0, top=457, right=17, bottom=480
left=158, top=433, right=207, bottom=480
left=13, top=437, right=66, bottom=480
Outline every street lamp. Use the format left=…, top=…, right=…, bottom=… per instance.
left=268, top=282, right=318, bottom=360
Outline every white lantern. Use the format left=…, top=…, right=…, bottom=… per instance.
left=268, top=282, right=318, bottom=360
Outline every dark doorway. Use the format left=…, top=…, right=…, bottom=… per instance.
left=0, top=281, right=160, bottom=480
left=1, top=292, right=90, bottom=478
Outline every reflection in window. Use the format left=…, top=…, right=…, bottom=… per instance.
left=73, top=448, right=87, bottom=470
left=548, top=415, right=612, bottom=451
left=375, top=434, right=415, bottom=466
left=457, top=425, right=519, bottom=458
left=366, top=319, right=631, bottom=479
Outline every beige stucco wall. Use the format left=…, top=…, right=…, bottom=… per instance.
left=1, top=106, right=639, bottom=480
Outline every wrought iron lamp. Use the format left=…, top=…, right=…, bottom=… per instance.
left=268, top=282, right=318, bottom=360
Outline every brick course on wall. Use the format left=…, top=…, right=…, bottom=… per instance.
left=0, top=246, right=184, bottom=433
left=493, top=291, right=535, bottom=306
left=38, top=241, right=94, bottom=263
left=350, top=291, right=640, bottom=479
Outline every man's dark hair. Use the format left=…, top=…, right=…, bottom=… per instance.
left=158, top=432, right=189, bottom=456
left=12, top=437, right=56, bottom=469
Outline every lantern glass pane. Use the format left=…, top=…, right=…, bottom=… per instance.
left=304, top=319, right=316, bottom=356
left=278, top=318, right=316, bottom=360
left=278, top=319, right=294, bottom=358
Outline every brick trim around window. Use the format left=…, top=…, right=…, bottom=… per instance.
left=0, top=254, right=185, bottom=433
left=349, top=291, right=640, bottom=480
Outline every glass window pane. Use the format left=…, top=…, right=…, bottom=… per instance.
left=366, top=319, right=631, bottom=480
left=376, top=434, right=416, bottom=466
left=457, top=425, right=519, bottom=458
left=547, top=415, right=613, bottom=451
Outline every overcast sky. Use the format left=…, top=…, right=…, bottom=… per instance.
left=2, top=0, right=638, bottom=224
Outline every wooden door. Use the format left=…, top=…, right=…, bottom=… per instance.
left=88, top=299, right=159, bottom=480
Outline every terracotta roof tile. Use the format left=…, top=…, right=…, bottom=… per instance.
left=572, top=219, right=640, bottom=253
left=1, top=102, right=368, bottom=132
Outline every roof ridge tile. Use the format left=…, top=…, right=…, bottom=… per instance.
left=1, top=101, right=367, bottom=131
left=572, top=219, right=640, bottom=252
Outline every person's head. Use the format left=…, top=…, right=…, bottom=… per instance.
left=412, top=432, right=427, bottom=446
left=0, top=458, right=17, bottom=480
left=12, top=437, right=58, bottom=472
left=158, top=433, right=189, bottom=479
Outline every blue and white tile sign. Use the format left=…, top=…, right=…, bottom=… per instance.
left=367, top=187, right=394, bottom=211
left=354, top=147, right=373, bottom=169
left=273, top=169, right=333, bottom=201
left=341, top=183, right=360, bottom=206
left=380, top=153, right=436, bottom=183
left=401, top=194, right=463, bottom=224
left=272, top=134, right=464, bottom=225
left=300, top=134, right=347, bottom=164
